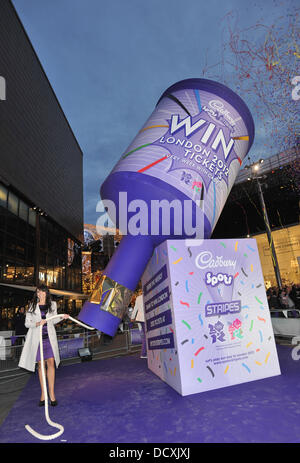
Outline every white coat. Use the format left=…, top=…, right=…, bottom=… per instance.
left=18, top=301, right=62, bottom=372
left=131, top=295, right=145, bottom=323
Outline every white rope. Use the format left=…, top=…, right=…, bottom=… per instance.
left=25, top=314, right=95, bottom=441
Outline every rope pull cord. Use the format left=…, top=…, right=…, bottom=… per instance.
left=25, top=314, right=95, bottom=441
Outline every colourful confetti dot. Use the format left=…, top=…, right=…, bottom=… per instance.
left=206, top=366, right=215, bottom=377
left=255, top=296, right=263, bottom=305
left=170, top=246, right=177, bottom=252
left=249, top=320, right=254, bottom=331
left=182, top=320, right=191, bottom=330
left=241, top=267, right=248, bottom=277
left=197, top=292, right=203, bottom=304
left=173, top=257, right=183, bottom=265
left=224, top=365, right=229, bottom=374
left=220, top=242, right=226, bottom=248
left=197, top=377, right=202, bottom=383
left=235, top=241, right=238, bottom=252
left=180, top=300, right=190, bottom=308
left=185, top=280, right=189, bottom=292
left=191, top=359, right=194, bottom=368
left=257, top=316, right=266, bottom=322
left=242, top=363, right=251, bottom=373
left=246, top=342, right=252, bottom=348
left=198, top=314, right=203, bottom=326
left=194, top=347, right=205, bottom=356
left=265, top=352, right=271, bottom=363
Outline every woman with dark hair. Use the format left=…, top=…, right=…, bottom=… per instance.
left=18, top=285, right=69, bottom=406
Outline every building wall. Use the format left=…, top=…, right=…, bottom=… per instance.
left=0, top=0, right=83, bottom=243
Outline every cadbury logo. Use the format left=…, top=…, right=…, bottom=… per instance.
left=195, top=251, right=236, bottom=270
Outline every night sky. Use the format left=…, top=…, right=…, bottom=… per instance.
left=12, top=0, right=298, bottom=226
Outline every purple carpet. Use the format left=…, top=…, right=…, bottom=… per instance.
left=0, top=345, right=299, bottom=443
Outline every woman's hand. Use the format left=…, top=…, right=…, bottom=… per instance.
left=62, top=314, right=70, bottom=319
left=36, top=320, right=47, bottom=327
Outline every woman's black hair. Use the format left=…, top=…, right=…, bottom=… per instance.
left=28, top=284, right=53, bottom=313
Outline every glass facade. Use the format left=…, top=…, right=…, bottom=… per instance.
left=254, top=223, right=300, bottom=288
left=0, top=183, right=35, bottom=285
left=0, top=182, right=82, bottom=312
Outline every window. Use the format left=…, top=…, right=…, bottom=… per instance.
left=29, top=209, right=36, bottom=228
left=19, top=200, right=29, bottom=222
left=7, top=192, right=18, bottom=216
left=0, top=184, right=7, bottom=208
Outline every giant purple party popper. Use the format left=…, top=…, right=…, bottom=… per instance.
left=78, top=78, right=255, bottom=336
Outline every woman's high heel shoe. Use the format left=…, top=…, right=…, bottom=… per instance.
left=38, top=400, right=45, bottom=407
left=50, top=398, right=58, bottom=406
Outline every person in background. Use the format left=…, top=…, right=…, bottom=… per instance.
left=12, top=306, right=28, bottom=358
left=279, top=288, right=295, bottom=310
left=131, top=290, right=147, bottom=359
left=290, top=284, right=300, bottom=310
left=268, top=288, right=284, bottom=318
left=18, top=285, right=69, bottom=407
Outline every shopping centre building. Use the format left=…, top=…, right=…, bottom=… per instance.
left=0, top=1, right=85, bottom=328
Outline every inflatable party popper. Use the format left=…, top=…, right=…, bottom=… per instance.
left=78, top=78, right=255, bottom=336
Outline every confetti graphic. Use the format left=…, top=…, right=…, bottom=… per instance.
left=206, top=366, right=215, bottom=378
left=180, top=300, right=190, bottom=308
left=241, top=268, right=248, bottom=278
left=242, top=363, right=251, bottom=373
left=194, top=347, right=205, bottom=356
left=182, top=320, right=191, bottom=330
left=265, top=352, right=271, bottom=364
